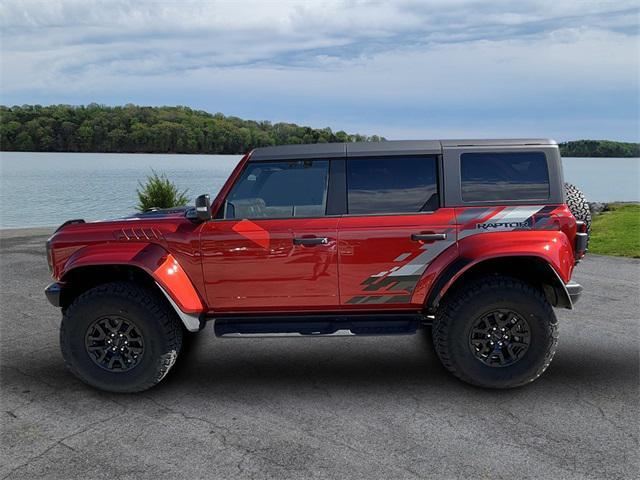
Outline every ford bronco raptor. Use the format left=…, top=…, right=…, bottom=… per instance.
left=45, top=139, right=590, bottom=393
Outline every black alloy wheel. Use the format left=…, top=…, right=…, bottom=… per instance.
left=84, top=315, right=144, bottom=372
left=468, top=309, right=531, bottom=367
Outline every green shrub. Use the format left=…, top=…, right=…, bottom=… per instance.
left=136, top=170, right=189, bottom=212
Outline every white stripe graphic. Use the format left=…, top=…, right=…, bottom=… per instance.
left=489, top=206, right=544, bottom=223
left=389, top=240, right=455, bottom=277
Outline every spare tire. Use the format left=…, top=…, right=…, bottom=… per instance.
left=564, top=182, right=591, bottom=237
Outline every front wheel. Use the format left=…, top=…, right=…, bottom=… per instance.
left=432, top=276, right=558, bottom=389
left=60, top=282, right=183, bottom=393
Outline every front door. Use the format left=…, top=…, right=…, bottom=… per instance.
left=337, top=155, right=456, bottom=307
left=200, top=158, right=339, bottom=312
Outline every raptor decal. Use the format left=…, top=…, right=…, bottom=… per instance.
left=457, top=205, right=562, bottom=239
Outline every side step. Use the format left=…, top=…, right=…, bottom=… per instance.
left=213, top=313, right=424, bottom=338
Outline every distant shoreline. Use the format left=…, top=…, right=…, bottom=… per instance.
left=1, top=105, right=639, bottom=157
left=1, top=151, right=638, bottom=158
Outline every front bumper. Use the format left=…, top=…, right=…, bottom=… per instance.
left=45, top=282, right=62, bottom=307
left=566, top=281, right=583, bottom=305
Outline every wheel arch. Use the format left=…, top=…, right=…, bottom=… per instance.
left=426, top=255, right=573, bottom=312
left=59, top=243, right=205, bottom=332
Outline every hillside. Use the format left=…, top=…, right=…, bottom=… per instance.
left=1, top=105, right=637, bottom=157
left=558, top=140, right=639, bottom=158
left=0, top=104, right=383, bottom=154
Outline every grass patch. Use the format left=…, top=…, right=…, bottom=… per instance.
left=589, top=204, right=640, bottom=258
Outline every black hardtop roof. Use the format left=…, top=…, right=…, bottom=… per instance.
left=249, top=139, right=557, bottom=161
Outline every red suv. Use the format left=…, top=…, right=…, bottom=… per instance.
left=45, top=139, right=590, bottom=392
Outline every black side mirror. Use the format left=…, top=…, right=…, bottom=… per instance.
left=195, top=194, right=212, bottom=221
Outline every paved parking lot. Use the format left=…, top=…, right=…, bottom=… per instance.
left=1, top=228, right=638, bottom=479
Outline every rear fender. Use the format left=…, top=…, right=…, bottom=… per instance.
left=62, top=243, right=205, bottom=330
left=423, top=231, right=575, bottom=310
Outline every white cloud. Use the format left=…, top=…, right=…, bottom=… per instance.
left=0, top=0, right=638, bottom=139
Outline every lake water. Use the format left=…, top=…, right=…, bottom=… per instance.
left=0, top=152, right=638, bottom=229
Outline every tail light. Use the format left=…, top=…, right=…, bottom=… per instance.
left=574, top=220, right=588, bottom=263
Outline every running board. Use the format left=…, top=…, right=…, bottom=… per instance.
left=213, top=313, right=424, bottom=338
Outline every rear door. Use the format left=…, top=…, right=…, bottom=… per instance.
left=337, top=150, right=456, bottom=307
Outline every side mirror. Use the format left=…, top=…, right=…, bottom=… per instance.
left=195, top=194, right=212, bottom=221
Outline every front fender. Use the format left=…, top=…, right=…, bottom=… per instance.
left=62, top=242, right=204, bottom=314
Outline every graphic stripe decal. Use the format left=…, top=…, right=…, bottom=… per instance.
left=346, top=228, right=455, bottom=304
left=346, top=294, right=412, bottom=304
left=456, top=207, right=495, bottom=224
left=491, top=206, right=543, bottom=222
left=388, top=236, right=454, bottom=277
left=459, top=206, right=546, bottom=238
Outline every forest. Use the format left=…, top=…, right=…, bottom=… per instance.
left=0, top=104, right=382, bottom=154
left=1, top=105, right=637, bottom=157
left=558, top=140, right=639, bottom=158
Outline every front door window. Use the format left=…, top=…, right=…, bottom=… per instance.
left=224, top=160, right=329, bottom=219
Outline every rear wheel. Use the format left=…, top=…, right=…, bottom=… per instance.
left=432, top=276, right=558, bottom=388
left=60, top=282, right=183, bottom=393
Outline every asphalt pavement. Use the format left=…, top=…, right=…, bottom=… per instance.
left=1, top=228, right=638, bottom=479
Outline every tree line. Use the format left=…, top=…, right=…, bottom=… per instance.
left=1, top=105, right=637, bottom=157
left=0, top=104, right=383, bottom=154
left=558, top=140, right=639, bottom=158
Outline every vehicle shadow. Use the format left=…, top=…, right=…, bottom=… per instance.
left=160, top=328, right=638, bottom=398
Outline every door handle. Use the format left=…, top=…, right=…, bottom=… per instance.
left=411, top=233, right=447, bottom=242
left=293, top=237, right=329, bottom=246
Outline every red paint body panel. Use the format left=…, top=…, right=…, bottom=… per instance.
left=456, top=230, right=574, bottom=280
left=200, top=217, right=339, bottom=312
left=49, top=217, right=205, bottom=313
left=451, top=204, right=576, bottom=281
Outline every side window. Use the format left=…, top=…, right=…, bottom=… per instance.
left=224, top=160, right=329, bottom=219
left=460, top=152, right=550, bottom=202
left=346, top=156, right=439, bottom=215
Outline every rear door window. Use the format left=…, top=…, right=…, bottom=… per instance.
left=460, top=152, right=550, bottom=202
left=224, top=160, right=329, bottom=219
left=346, top=156, right=439, bottom=214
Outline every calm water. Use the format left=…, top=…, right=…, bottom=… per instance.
left=0, top=152, right=638, bottom=229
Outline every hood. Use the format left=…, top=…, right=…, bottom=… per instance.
left=52, top=206, right=194, bottom=234
left=123, top=206, right=192, bottom=220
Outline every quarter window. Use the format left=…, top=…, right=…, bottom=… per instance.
left=460, top=152, right=550, bottom=202
left=225, top=160, right=329, bottom=219
left=346, top=156, right=439, bottom=214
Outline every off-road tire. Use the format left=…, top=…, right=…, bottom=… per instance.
left=564, top=182, right=591, bottom=238
left=60, top=282, right=183, bottom=393
left=433, top=276, right=558, bottom=389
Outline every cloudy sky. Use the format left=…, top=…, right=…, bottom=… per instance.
left=1, top=0, right=638, bottom=140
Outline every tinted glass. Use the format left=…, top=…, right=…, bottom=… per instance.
left=347, top=156, right=438, bottom=214
left=460, top=152, right=550, bottom=202
left=225, top=160, right=329, bottom=219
